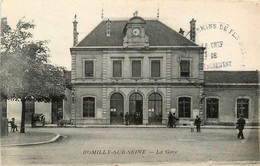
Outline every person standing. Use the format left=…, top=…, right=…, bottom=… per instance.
left=194, top=116, right=202, bottom=132
left=172, top=113, right=178, bottom=128
left=168, top=112, right=174, bottom=128
left=237, top=114, right=246, bottom=139
left=125, top=112, right=129, bottom=126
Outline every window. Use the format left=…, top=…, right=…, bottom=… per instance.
left=113, top=60, right=122, bottom=77
left=206, top=98, right=219, bottom=118
left=132, top=60, right=141, bottom=77
left=237, top=98, right=249, bottom=118
left=151, top=60, right=160, bottom=77
left=180, top=60, right=190, bottom=77
left=83, top=97, right=95, bottom=117
left=178, top=97, right=191, bottom=118
left=85, top=60, right=94, bottom=77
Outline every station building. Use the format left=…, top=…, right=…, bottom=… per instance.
left=70, top=13, right=259, bottom=126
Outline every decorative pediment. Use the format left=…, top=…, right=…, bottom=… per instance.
left=123, top=12, right=149, bottom=48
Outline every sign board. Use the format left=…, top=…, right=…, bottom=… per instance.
left=193, top=109, right=200, bottom=119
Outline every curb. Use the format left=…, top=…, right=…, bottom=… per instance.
left=2, top=134, right=62, bottom=147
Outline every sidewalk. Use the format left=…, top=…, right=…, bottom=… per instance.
left=1, top=131, right=60, bottom=147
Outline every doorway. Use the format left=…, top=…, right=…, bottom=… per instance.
left=129, top=93, right=143, bottom=125
left=25, top=101, right=35, bottom=123
left=52, top=100, right=63, bottom=124
left=148, top=93, right=162, bottom=125
left=110, top=93, right=124, bottom=124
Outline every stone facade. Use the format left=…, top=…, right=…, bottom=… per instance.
left=70, top=15, right=259, bottom=126
left=70, top=16, right=206, bottom=125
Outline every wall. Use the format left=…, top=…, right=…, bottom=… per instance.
left=74, top=50, right=103, bottom=81
left=7, top=100, right=52, bottom=124
left=171, top=50, right=201, bottom=79
left=205, top=87, right=258, bottom=124
left=72, top=48, right=204, bottom=125
left=7, top=100, right=22, bottom=124
left=74, top=86, right=103, bottom=124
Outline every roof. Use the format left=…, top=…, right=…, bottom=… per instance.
left=76, top=19, right=197, bottom=47
left=204, top=71, right=259, bottom=84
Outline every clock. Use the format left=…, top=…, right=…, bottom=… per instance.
left=132, top=28, right=140, bottom=36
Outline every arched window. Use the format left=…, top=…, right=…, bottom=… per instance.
left=178, top=97, right=191, bottom=118
left=206, top=98, right=219, bottom=118
left=83, top=97, right=95, bottom=117
left=237, top=98, right=249, bottom=118
left=148, top=93, right=162, bottom=124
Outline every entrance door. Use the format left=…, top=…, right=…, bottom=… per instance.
left=129, top=93, right=143, bottom=125
left=25, top=101, right=35, bottom=123
left=110, top=93, right=124, bottom=124
left=148, top=93, right=162, bottom=125
left=52, top=100, right=63, bottom=124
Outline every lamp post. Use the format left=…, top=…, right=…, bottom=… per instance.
left=199, top=92, right=206, bottom=125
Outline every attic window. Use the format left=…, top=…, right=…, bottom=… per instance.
left=106, top=21, right=111, bottom=37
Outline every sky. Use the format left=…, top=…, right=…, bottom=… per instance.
left=2, top=0, right=260, bottom=71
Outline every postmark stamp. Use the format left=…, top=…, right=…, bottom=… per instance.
left=196, top=22, right=247, bottom=70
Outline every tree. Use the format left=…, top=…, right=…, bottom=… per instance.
left=0, top=17, right=66, bottom=133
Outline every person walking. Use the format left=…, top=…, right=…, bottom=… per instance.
left=237, top=114, right=246, bottom=139
left=194, top=116, right=202, bottom=132
left=168, top=112, right=174, bottom=128
left=125, top=112, right=129, bottom=126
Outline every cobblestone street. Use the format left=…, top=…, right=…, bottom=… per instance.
left=1, top=127, right=259, bottom=165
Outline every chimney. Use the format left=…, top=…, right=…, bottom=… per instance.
left=106, top=19, right=111, bottom=37
left=73, top=14, right=79, bottom=46
left=189, top=18, right=196, bottom=42
left=179, top=28, right=184, bottom=35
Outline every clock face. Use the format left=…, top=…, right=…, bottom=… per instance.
left=132, top=28, right=140, bottom=36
